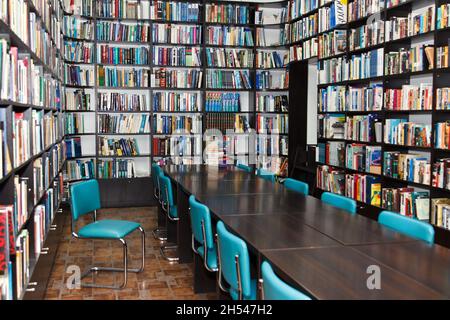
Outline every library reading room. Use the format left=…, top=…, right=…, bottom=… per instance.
left=1, top=0, right=450, bottom=304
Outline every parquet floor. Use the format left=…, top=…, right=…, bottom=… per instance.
left=45, top=207, right=217, bottom=300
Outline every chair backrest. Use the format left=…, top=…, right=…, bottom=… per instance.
left=237, top=163, right=253, bottom=173
left=256, top=168, right=276, bottom=183
left=151, top=163, right=161, bottom=189
left=216, top=221, right=252, bottom=300
left=321, top=192, right=357, bottom=214
left=378, top=210, right=435, bottom=244
left=189, top=195, right=214, bottom=250
left=69, top=179, right=101, bottom=222
left=283, top=178, right=309, bottom=195
left=159, top=172, right=177, bottom=218
left=261, top=261, right=311, bottom=300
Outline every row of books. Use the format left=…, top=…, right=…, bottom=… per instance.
left=317, top=48, right=384, bottom=84
left=65, top=159, right=95, bottom=181
left=318, top=113, right=345, bottom=139
left=255, top=71, right=289, bottom=90
left=63, top=16, right=93, bottom=40
left=437, top=3, right=450, bottom=29
left=344, top=115, right=382, bottom=143
left=345, top=174, right=381, bottom=207
left=97, top=45, right=149, bottom=65
left=63, top=0, right=93, bottom=16
left=385, top=45, right=434, bottom=75
left=152, top=23, right=201, bottom=45
left=256, top=114, right=288, bottom=134
left=65, top=90, right=93, bottom=111
left=289, top=0, right=322, bottom=21
left=97, top=65, right=149, bottom=87
left=150, top=68, right=202, bottom=89
left=96, top=0, right=151, bottom=19
left=256, top=135, right=288, bottom=156
left=290, top=12, right=318, bottom=43
left=152, top=136, right=201, bottom=156
left=289, top=39, right=318, bottom=61
left=317, top=1, right=347, bottom=33
left=256, top=94, right=288, bottom=113
left=384, top=119, right=431, bottom=147
left=97, top=113, right=150, bottom=133
left=318, top=29, right=346, bottom=60
left=437, top=87, right=450, bottom=110
left=98, top=136, right=140, bottom=156
left=255, top=51, right=288, bottom=69
left=205, top=70, right=251, bottom=90
left=204, top=113, right=250, bottom=134
left=349, top=20, right=384, bottom=52
left=205, top=3, right=250, bottom=24
left=346, top=143, right=382, bottom=174
left=385, top=84, right=433, bottom=111
left=205, top=48, right=253, bottom=69
left=98, top=92, right=149, bottom=111
left=153, top=46, right=201, bottom=67
left=0, top=204, right=15, bottom=300
left=436, top=45, right=448, bottom=69
left=383, top=151, right=431, bottom=185
left=0, top=38, right=61, bottom=108
left=206, top=26, right=253, bottom=47
left=97, top=21, right=150, bottom=42
left=98, top=158, right=136, bottom=178
left=64, top=40, right=93, bottom=63
left=256, top=27, right=289, bottom=47
left=205, top=92, right=241, bottom=112
left=64, top=113, right=87, bottom=135
left=150, top=1, right=200, bottom=22
left=64, top=65, right=94, bottom=86
left=255, top=6, right=288, bottom=25
left=348, top=0, right=383, bottom=22
left=318, top=84, right=383, bottom=112
left=435, top=122, right=450, bottom=149
left=385, top=5, right=435, bottom=41
left=383, top=188, right=429, bottom=219
left=152, top=114, right=202, bottom=134
left=65, top=136, right=82, bottom=158
left=153, top=91, right=200, bottom=112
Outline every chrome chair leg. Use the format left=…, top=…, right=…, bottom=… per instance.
left=160, top=244, right=179, bottom=262
left=152, top=228, right=167, bottom=241
left=80, top=227, right=145, bottom=289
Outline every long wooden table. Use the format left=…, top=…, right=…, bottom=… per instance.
left=162, top=164, right=450, bottom=299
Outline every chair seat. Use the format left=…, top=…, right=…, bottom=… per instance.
left=78, top=219, right=141, bottom=239
left=230, top=279, right=257, bottom=300
left=197, top=245, right=218, bottom=270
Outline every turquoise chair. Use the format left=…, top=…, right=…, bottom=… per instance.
left=216, top=221, right=257, bottom=300
left=260, top=261, right=311, bottom=300
left=237, top=163, right=253, bottom=173
left=151, top=163, right=167, bottom=241
left=321, top=192, right=357, bottom=214
left=189, top=195, right=218, bottom=272
left=378, top=210, right=435, bottom=244
left=159, top=171, right=179, bottom=261
left=256, top=168, right=276, bottom=183
left=283, top=178, right=309, bottom=195
left=69, top=179, right=145, bottom=289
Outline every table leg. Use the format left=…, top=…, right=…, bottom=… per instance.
left=193, top=254, right=217, bottom=293
left=177, top=187, right=194, bottom=263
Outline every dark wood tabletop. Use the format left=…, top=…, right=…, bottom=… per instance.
left=351, top=241, right=450, bottom=297
left=262, top=247, right=445, bottom=300
left=221, top=214, right=340, bottom=250
left=162, top=164, right=450, bottom=299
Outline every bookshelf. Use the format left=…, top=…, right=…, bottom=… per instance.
left=287, top=0, right=450, bottom=247
left=0, top=0, right=66, bottom=300
left=62, top=0, right=292, bottom=187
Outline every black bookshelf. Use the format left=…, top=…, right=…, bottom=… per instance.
left=288, top=0, right=450, bottom=247
left=0, top=0, right=67, bottom=300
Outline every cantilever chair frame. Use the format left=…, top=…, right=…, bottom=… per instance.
left=215, top=233, right=244, bottom=300
left=69, top=189, right=145, bottom=290
left=152, top=166, right=167, bottom=241
left=159, top=175, right=180, bottom=262
left=190, top=212, right=218, bottom=272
